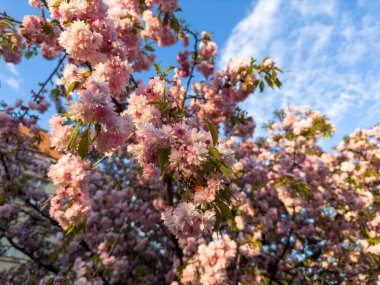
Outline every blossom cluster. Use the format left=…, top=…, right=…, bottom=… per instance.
left=190, top=57, right=280, bottom=137
left=180, top=234, right=237, bottom=285
left=20, top=15, right=63, bottom=59
left=162, top=203, right=215, bottom=238
left=48, top=154, right=90, bottom=228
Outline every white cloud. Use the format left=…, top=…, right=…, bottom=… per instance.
left=219, top=0, right=282, bottom=69
left=4, top=77, right=21, bottom=91
left=6, top=63, right=19, bottom=76
left=292, top=0, right=336, bottom=17
left=220, top=0, right=380, bottom=147
left=53, top=76, right=62, bottom=85
left=0, top=63, right=21, bottom=92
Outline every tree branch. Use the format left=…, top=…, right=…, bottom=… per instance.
left=181, top=28, right=200, bottom=109
left=0, top=13, right=22, bottom=24
left=0, top=226, right=59, bottom=274
left=19, top=53, right=67, bottom=120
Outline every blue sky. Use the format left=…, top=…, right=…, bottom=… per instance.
left=1, top=0, right=380, bottom=149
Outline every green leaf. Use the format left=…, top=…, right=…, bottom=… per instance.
left=202, top=160, right=215, bottom=174
left=206, top=119, right=218, bottom=146
left=208, top=147, right=220, bottom=160
left=213, top=205, right=222, bottom=231
left=42, top=23, right=53, bottom=35
left=78, top=128, right=90, bottom=159
left=264, top=75, right=274, bottom=88
left=90, top=123, right=102, bottom=143
left=163, top=14, right=170, bottom=26
left=292, top=181, right=310, bottom=195
left=0, top=22, right=11, bottom=28
left=1, top=18, right=15, bottom=27
left=154, top=63, right=162, bottom=74
left=65, top=220, right=85, bottom=236
left=10, top=43, right=18, bottom=52
left=95, top=123, right=101, bottom=135
left=144, top=44, right=155, bottom=52
left=164, top=65, right=175, bottom=75
left=367, top=238, right=380, bottom=246
left=51, top=19, right=60, bottom=25
left=159, top=147, right=171, bottom=172
left=92, top=254, right=101, bottom=265
left=67, top=123, right=80, bottom=151
left=91, top=123, right=101, bottom=141
left=52, top=2, right=61, bottom=8
left=275, top=78, right=282, bottom=88
left=259, top=80, right=265, bottom=92
left=133, top=22, right=144, bottom=30
left=67, top=81, right=79, bottom=99
left=65, top=224, right=76, bottom=235
left=217, top=186, right=233, bottom=203
left=170, top=16, right=180, bottom=32
left=276, top=176, right=310, bottom=196
left=214, top=160, right=230, bottom=182
left=148, top=100, right=171, bottom=113
left=219, top=163, right=230, bottom=182
left=62, top=20, right=74, bottom=26
left=250, top=240, right=262, bottom=248
left=216, top=199, right=236, bottom=231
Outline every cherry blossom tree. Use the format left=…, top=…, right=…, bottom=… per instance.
left=0, top=1, right=380, bottom=284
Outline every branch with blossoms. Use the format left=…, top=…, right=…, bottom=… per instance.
left=2, top=0, right=282, bottom=268
left=0, top=119, right=119, bottom=283
left=3, top=1, right=380, bottom=285
left=18, top=1, right=281, bottom=242
left=0, top=227, right=59, bottom=274
left=0, top=149, right=61, bottom=276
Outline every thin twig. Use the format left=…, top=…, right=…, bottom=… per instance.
left=3, top=233, right=60, bottom=274
left=92, top=155, right=108, bottom=169
left=19, top=53, right=67, bottom=120
left=268, top=208, right=295, bottom=285
left=109, top=221, right=128, bottom=256
left=159, top=222, right=183, bottom=260
left=233, top=252, right=241, bottom=285
left=0, top=14, right=22, bottom=24
left=181, top=28, right=200, bottom=109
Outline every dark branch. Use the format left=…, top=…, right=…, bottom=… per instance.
left=0, top=13, right=22, bottom=24
left=19, top=53, right=67, bottom=120
left=181, top=28, right=200, bottom=109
